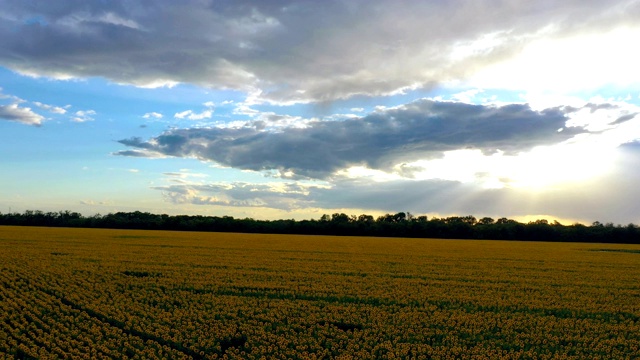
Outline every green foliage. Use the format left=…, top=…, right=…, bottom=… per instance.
left=0, top=210, right=639, bottom=243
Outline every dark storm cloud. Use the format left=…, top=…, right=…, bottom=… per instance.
left=1, top=0, right=636, bottom=103
left=117, top=100, right=583, bottom=179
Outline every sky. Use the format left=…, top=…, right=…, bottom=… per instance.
left=2, top=0, right=640, bottom=224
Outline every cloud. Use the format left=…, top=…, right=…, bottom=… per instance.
left=174, top=102, right=215, bottom=120
left=143, top=112, right=163, bottom=119
left=118, top=99, right=583, bottom=179
left=72, top=109, right=96, bottom=122
left=0, top=103, right=45, bottom=126
left=151, top=156, right=640, bottom=223
left=80, top=200, right=112, bottom=206
left=162, top=170, right=209, bottom=181
left=562, top=101, right=640, bottom=132
left=33, top=101, right=67, bottom=114
left=150, top=176, right=516, bottom=221
left=174, top=109, right=213, bottom=120
left=153, top=179, right=447, bottom=213
left=111, top=149, right=165, bottom=158
left=214, top=111, right=308, bottom=131
left=0, top=88, right=26, bottom=103
left=152, top=182, right=324, bottom=210
left=1, top=1, right=637, bottom=103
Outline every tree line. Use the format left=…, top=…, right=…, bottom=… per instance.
left=0, top=210, right=639, bottom=244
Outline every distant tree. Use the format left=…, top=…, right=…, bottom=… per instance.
left=2, top=209, right=639, bottom=244
left=496, top=217, right=517, bottom=225
left=530, top=219, right=549, bottom=225
left=393, top=212, right=407, bottom=222
left=478, top=217, right=495, bottom=225
left=461, top=215, right=477, bottom=225
left=415, top=215, right=428, bottom=223
left=331, top=213, right=350, bottom=223
left=357, top=214, right=374, bottom=223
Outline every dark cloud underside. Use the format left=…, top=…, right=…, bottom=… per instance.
left=117, top=100, right=582, bottom=179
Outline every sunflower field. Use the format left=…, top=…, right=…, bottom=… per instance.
left=1, top=226, right=639, bottom=359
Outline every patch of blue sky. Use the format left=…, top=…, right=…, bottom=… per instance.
left=23, top=16, right=48, bottom=26
left=7, top=15, right=48, bottom=34
left=586, top=84, right=640, bottom=105
left=1, top=66, right=247, bottom=122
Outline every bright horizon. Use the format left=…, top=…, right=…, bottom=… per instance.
left=2, top=1, right=640, bottom=224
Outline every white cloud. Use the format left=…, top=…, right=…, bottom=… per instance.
left=233, top=103, right=260, bottom=117
left=174, top=109, right=213, bottom=120
left=72, top=110, right=96, bottom=122
left=451, top=89, right=484, bottom=103
left=96, top=12, right=142, bottom=30
left=33, top=101, right=67, bottom=114
left=0, top=103, right=45, bottom=126
left=0, top=88, right=26, bottom=103
left=57, top=11, right=142, bottom=30
left=174, top=102, right=215, bottom=120
left=152, top=181, right=327, bottom=210
left=143, top=112, right=163, bottom=119
left=163, top=170, right=208, bottom=179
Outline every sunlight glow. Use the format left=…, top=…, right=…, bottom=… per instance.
left=506, top=141, right=615, bottom=189
left=470, top=26, right=640, bottom=93
left=334, top=130, right=621, bottom=191
left=402, top=139, right=616, bottom=190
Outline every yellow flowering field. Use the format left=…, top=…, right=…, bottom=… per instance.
left=1, top=225, right=639, bottom=359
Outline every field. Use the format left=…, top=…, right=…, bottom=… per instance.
left=1, top=226, right=639, bottom=359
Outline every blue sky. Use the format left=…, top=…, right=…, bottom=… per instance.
left=2, top=0, right=640, bottom=224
